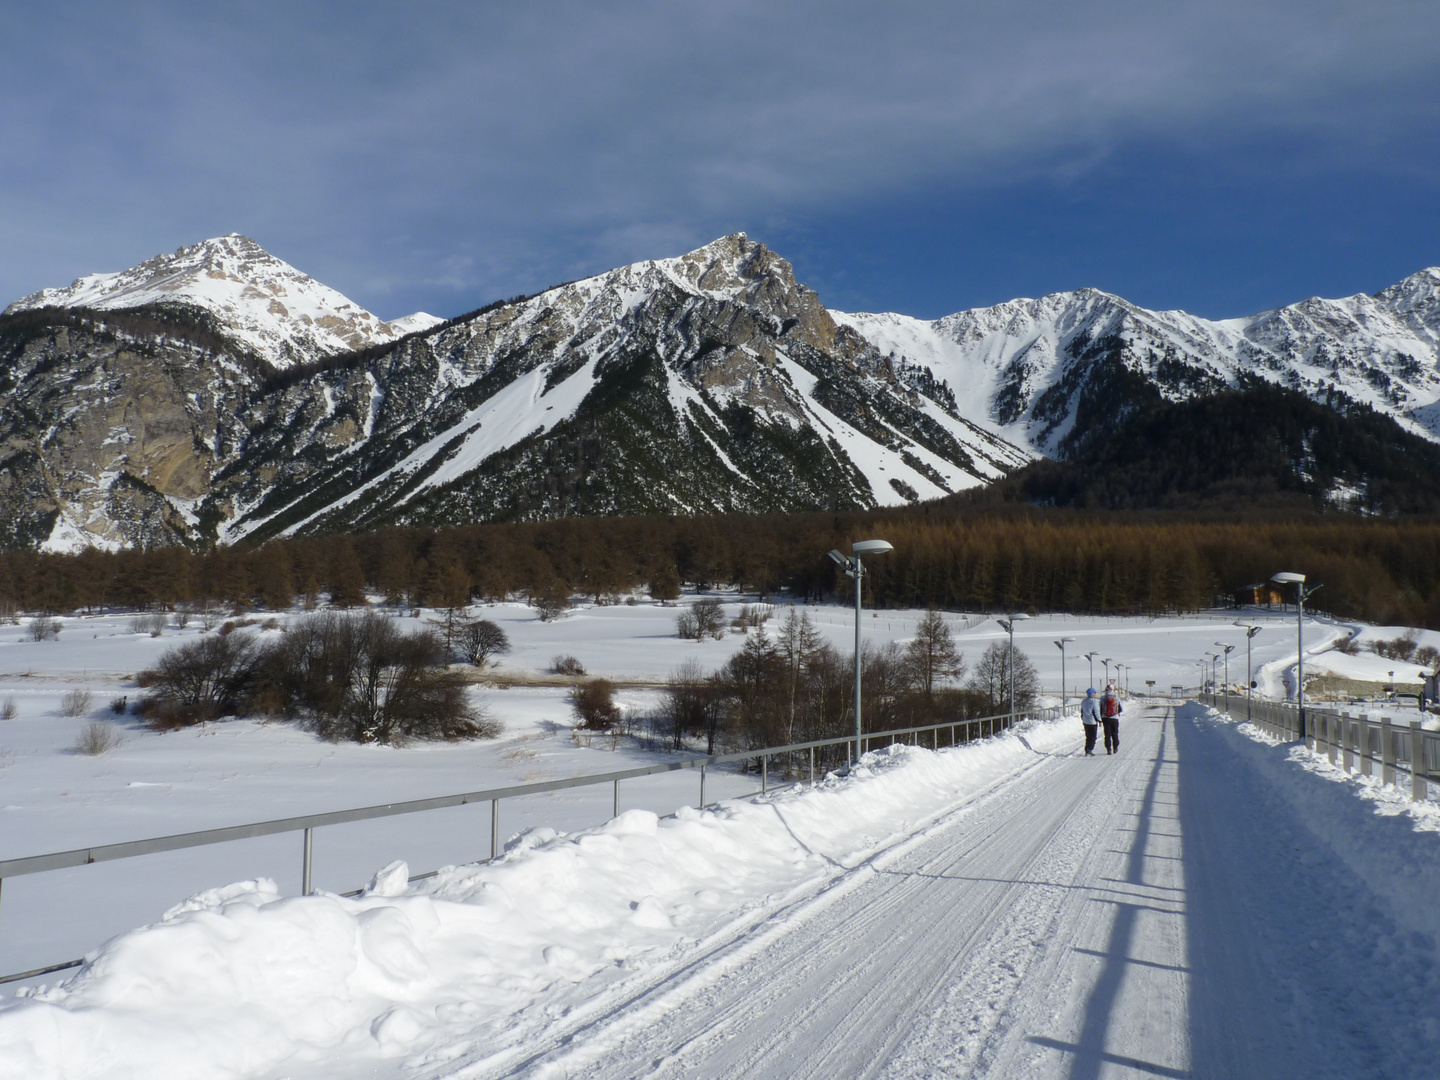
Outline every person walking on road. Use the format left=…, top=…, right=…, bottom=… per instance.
left=1080, top=688, right=1100, bottom=755
left=1100, top=683, right=1123, bottom=754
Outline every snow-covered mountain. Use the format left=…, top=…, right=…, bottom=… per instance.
left=0, top=234, right=1027, bottom=551
left=836, top=270, right=1440, bottom=457
left=3, top=234, right=442, bottom=367
left=2, top=232, right=1438, bottom=553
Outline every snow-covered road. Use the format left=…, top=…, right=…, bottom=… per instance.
left=479, top=704, right=1439, bottom=1080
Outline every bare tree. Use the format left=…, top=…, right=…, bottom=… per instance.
left=570, top=678, right=621, bottom=730
left=903, top=608, right=965, bottom=697
left=660, top=658, right=711, bottom=750
left=966, top=641, right=1039, bottom=714
left=138, top=632, right=259, bottom=727
left=677, top=597, right=726, bottom=640
left=458, top=616, right=511, bottom=667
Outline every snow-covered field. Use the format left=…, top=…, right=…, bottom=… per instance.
left=1, top=598, right=1437, bottom=1078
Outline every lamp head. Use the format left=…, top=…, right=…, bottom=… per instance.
left=1271, top=571, right=1306, bottom=585
left=852, top=539, right=893, bottom=557
left=827, top=549, right=849, bottom=566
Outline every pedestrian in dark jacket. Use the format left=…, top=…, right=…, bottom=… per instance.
left=1080, top=688, right=1100, bottom=755
left=1101, top=684, right=1123, bottom=754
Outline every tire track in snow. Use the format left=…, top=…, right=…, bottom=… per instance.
left=501, top=720, right=1143, bottom=1080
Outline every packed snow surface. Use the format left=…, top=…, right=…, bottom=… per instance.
left=1, top=603, right=1438, bottom=1078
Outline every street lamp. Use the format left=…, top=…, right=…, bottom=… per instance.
left=1214, top=643, right=1235, bottom=713
left=828, top=539, right=893, bottom=764
left=1234, top=622, right=1262, bottom=724
left=1208, top=652, right=1221, bottom=696
left=1272, top=572, right=1321, bottom=737
left=1054, top=637, right=1074, bottom=712
left=1083, top=651, right=1100, bottom=689
left=1103, top=657, right=1114, bottom=688
left=996, top=613, right=1031, bottom=729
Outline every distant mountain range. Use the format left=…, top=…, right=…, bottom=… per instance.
left=1, top=233, right=1437, bottom=551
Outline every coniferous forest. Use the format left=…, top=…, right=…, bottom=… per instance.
left=2, top=505, right=1438, bottom=629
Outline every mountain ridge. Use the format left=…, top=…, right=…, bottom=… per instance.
left=3, top=233, right=1438, bottom=554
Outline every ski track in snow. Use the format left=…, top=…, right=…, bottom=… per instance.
left=451, top=704, right=1440, bottom=1080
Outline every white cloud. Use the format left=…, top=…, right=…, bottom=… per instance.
left=1, top=1, right=1437, bottom=315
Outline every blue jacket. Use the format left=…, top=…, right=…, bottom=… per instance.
left=1081, top=695, right=1101, bottom=725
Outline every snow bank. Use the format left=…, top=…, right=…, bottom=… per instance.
left=0, top=716, right=1081, bottom=1080
left=1204, top=706, right=1440, bottom=944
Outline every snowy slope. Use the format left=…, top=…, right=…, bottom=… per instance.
left=6, top=231, right=1440, bottom=552
left=218, top=233, right=1033, bottom=543
left=836, top=268, right=1440, bottom=455
left=3, top=235, right=441, bottom=368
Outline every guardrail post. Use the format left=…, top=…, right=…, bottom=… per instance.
left=699, top=764, right=707, bottom=809
left=809, top=746, right=815, bottom=785
left=1411, top=721, right=1428, bottom=802
left=762, top=754, right=768, bottom=794
left=1341, top=713, right=1354, bottom=773
left=1381, top=716, right=1396, bottom=787
left=490, top=799, right=499, bottom=861
left=302, top=827, right=314, bottom=895
left=1305, top=707, right=1316, bottom=751
left=613, top=778, right=620, bottom=819
left=1326, top=714, right=1338, bottom=765
left=1359, top=715, right=1373, bottom=777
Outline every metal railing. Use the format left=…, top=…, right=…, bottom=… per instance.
left=1201, top=693, right=1439, bottom=805
left=0, top=704, right=1066, bottom=985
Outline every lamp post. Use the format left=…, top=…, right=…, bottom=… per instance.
left=1054, top=637, right=1074, bottom=712
left=1234, top=622, right=1261, bottom=724
left=1197, top=660, right=1206, bottom=696
left=1272, top=572, right=1321, bottom=738
left=828, top=539, right=893, bottom=764
left=1214, top=643, right=1235, bottom=714
left=1208, top=652, right=1220, bottom=697
left=1084, top=651, right=1100, bottom=690
left=1103, top=657, right=1114, bottom=688
left=996, top=613, right=1031, bottom=729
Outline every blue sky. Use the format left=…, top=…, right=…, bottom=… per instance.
left=3, top=1, right=1438, bottom=322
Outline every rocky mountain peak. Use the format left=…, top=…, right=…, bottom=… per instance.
left=4, top=234, right=442, bottom=369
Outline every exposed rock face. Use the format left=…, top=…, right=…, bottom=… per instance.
left=836, top=269, right=1440, bottom=458
left=5, top=231, right=1438, bottom=553
left=0, top=235, right=1026, bottom=550
left=4, top=234, right=442, bottom=368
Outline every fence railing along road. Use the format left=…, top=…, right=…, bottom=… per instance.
left=0, top=705, right=1064, bottom=986
left=1201, top=693, right=1440, bottom=803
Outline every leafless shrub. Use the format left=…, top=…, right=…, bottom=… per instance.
left=75, top=721, right=121, bottom=756
left=60, top=689, right=94, bottom=717
left=110, top=695, right=129, bottom=715
left=28, top=617, right=61, bottom=641
left=530, top=580, right=571, bottom=622
left=131, top=612, right=167, bottom=637
left=570, top=678, right=621, bottom=730
left=1371, top=631, right=1420, bottom=662
left=1332, top=636, right=1361, bottom=655
left=458, top=617, right=510, bottom=667
left=677, top=597, right=726, bottom=641
left=260, top=611, right=498, bottom=743
left=1, top=697, right=16, bottom=720
left=137, top=632, right=259, bottom=729
left=552, top=654, right=586, bottom=677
